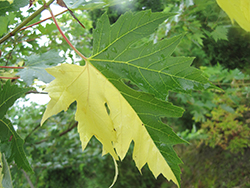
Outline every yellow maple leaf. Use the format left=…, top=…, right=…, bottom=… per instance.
left=216, top=0, right=250, bottom=31
left=41, top=61, right=179, bottom=186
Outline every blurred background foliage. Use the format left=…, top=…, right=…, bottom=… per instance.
left=1, top=0, right=250, bottom=187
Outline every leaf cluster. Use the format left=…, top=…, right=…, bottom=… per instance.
left=0, top=81, right=32, bottom=172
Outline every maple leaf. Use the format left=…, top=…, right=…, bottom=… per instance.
left=216, top=0, right=250, bottom=31
left=17, top=50, right=64, bottom=85
left=41, top=62, right=184, bottom=186
left=42, top=10, right=215, bottom=187
left=211, top=26, right=228, bottom=42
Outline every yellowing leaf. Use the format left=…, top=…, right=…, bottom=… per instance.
left=216, top=0, right=250, bottom=31
left=41, top=62, right=179, bottom=186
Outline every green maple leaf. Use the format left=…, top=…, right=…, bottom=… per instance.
left=0, top=81, right=32, bottom=172
left=42, top=10, right=215, bottom=187
left=17, top=50, right=64, bottom=85
left=211, top=25, right=228, bottom=42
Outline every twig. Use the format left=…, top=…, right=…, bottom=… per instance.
left=21, top=169, right=35, bottom=188
left=20, top=9, right=68, bottom=31
left=56, top=0, right=85, bottom=29
left=0, top=76, right=20, bottom=79
left=0, top=66, right=24, bottom=69
left=0, top=0, right=55, bottom=44
left=24, top=124, right=41, bottom=142
left=59, top=122, right=78, bottom=136
left=25, top=90, right=48, bottom=95
left=35, top=121, right=78, bottom=144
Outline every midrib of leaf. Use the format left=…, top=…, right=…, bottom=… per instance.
left=0, top=120, right=20, bottom=158
left=89, top=36, right=181, bottom=96
left=90, top=57, right=202, bottom=95
left=0, top=118, right=32, bottom=172
left=90, top=12, right=171, bottom=58
left=90, top=32, right=177, bottom=63
left=116, top=85, right=180, bottom=116
left=0, top=90, right=25, bottom=109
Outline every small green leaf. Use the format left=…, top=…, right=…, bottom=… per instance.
left=17, top=50, right=64, bottom=85
left=0, top=81, right=32, bottom=172
left=0, top=81, right=30, bottom=118
left=211, top=25, right=228, bottom=42
left=0, top=153, right=13, bottom=188
left=0, top=0, right=28, bottom=16
left=0, top=118, right=32, bottom=172
left=0, top=12, right=15, bottom=37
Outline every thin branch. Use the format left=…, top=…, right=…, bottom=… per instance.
left=25, top=90, right=48, bottom=95
left=0, top=66, right=24, bottom=69
left=35, top=121, right=78, bottom=144
left=48, top=7, right=87, bottom=60
left=24, top=124, right=41, bottom=142
left=59, top=122, right=78, bottom=136
left=0, top=76, right=20, bottom=79
left=21, top=169, right=35, bottom=188
left=0, top=0, right=55, bottom=44
left=20, top=9, right=68, bottom=31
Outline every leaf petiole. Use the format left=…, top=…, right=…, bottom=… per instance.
left=48, top=7, right=87, bottom=60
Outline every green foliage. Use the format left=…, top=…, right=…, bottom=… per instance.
left=16, top=50, right=64, bottom=85
left=0, top=0, right=250, bottom=187
left=0, top=0, right=28, bottom=16
left=203, top=27, right=250, bottom=70
left=88, top=0, right=165, bottom=28
left=178, top=145, right=250, bottom=188
left=210, top=25, right=228, bottom=42
left=0, top=81, right=32, bottom=173
left=168, top=63, right=250, bottom=156
left=0, top=153, right=13, bottom=188
left=202, top=103, right=250, bottom=154
left=0, top=13, right=15, bottom=37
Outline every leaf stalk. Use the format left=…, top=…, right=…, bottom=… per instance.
left=48, top=7, right=87, bottom=60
